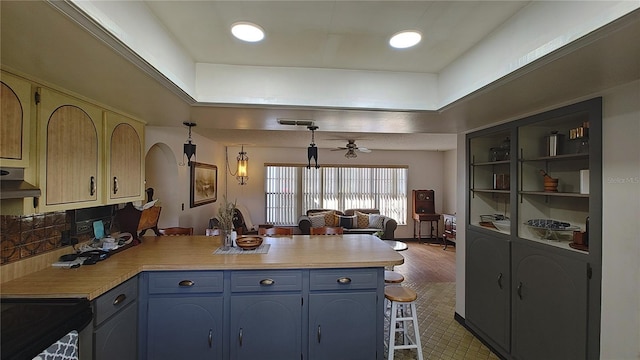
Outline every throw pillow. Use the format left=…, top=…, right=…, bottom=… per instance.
left=369, top=214, right=385, bottom=229
left=323, top=211, right=338, bottom=227
left=335, top=214, right=356, bottom=229
left=309, top=214, right=326, bottom=228
left=355, top=211, right=369, bottom=229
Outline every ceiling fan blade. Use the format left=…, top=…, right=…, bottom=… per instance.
left=357, top=147, right=371, bottom=153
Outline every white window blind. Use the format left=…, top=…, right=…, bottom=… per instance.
left=265, top=165, right=407, bottom=225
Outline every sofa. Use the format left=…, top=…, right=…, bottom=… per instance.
left=298, top=209, right=397, bottom=239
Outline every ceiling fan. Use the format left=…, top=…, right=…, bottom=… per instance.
left=332, top=140, right=372, bottom=158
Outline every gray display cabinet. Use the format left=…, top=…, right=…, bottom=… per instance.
left=466, top=97, right=602, bottom=359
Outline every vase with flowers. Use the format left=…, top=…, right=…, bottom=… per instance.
left=217, top=196, right=237, bottom=249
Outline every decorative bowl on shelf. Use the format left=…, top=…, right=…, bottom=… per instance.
left=525, top=219, right=580, bottom=241
left=492, top=220, right=511, bottom=233
left=235, top=236, right=264, bottom=250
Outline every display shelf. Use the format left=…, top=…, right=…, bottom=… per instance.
left=519, top=153, right=589, bottom=162
left=519, top=191, right=588, bottom=198
left=471, top=160, right=511, bottom=166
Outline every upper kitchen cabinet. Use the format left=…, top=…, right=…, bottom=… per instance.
left=37, top=88, right=104, bottom=212
left=0, top=71, right=33, bottom=168
left=104, top=112, right=145, bottom=204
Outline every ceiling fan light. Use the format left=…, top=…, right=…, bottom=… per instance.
left=345, top=149, right=357, bottom=158
left=389, top=30, right=422, bottom=49
left=231, top=22, right=265, bottom=42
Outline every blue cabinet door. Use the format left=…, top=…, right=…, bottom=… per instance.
left=308, top=292, right=377, bottom=360
left=230, top=294, right=302, bottom=360
left=147, top=296, right=223, bottom=360
left=465, top=230, right=511, bottom=353
left=94, top=302, right=137, bottom=360
left=512, top=242, right=587, bottom=360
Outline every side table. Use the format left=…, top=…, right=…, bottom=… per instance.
left=442, top=213, right=456, bottom=250
left=413, top=213, right=441, bottom=244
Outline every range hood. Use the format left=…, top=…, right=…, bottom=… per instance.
left=0, top=167, right=41, bottom=199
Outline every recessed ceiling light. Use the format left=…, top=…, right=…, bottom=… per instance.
left=389, top=30, right=422, bottom=49
left=231, top=22, right=265, bottom=42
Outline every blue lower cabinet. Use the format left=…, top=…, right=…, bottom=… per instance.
left=308, top=292, right=377, bottom=360
left=141, top=269, right=383, bottom=359
left=230, top=294, right=302, bottom=360
left=147, top=296, right=223, bottom=360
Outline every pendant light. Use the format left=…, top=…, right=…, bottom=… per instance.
left=183, top=122, right=196, bottom=166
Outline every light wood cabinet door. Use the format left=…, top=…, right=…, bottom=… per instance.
left=105, top=112, right=144, bottom=203
left=0, top=72, right=32, bottom=167
left=39, top=88, right=103, bottom=210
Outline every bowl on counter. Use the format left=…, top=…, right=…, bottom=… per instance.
left=235, top=236, right=264, bottom=250
left=492, top=220, right=511, bottom=233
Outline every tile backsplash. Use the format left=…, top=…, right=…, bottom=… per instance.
left=0, top=212, right=91, bottom=265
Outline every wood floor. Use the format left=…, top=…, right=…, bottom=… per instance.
left=393, top=239, right=457, bottom=283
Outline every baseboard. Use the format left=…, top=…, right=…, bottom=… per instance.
left=453, top=312, right=508, bottom=360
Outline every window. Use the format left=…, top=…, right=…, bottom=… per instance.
left=265, top=165, right=407, bottom=225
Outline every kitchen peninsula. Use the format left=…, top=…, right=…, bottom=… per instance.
left=1, top=235, right=404, bottom=360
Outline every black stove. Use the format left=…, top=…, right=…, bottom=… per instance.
left=1, top=298, right=92, bottom=360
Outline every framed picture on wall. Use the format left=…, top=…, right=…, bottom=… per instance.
left=190, top=162, right=217, bottom=207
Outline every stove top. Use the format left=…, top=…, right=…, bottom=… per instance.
left=1, top=298, right=92, bottom=360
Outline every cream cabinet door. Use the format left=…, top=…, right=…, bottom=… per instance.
left=0, top=71, right=32, bottom=167
left=105, top=112, right=145, bottom=203
left=38, top=88, right=103, bottom=211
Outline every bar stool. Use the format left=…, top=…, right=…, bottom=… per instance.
left=384, top=286, right=423, bottom=360
left=384, top=270, right=405, bottom=284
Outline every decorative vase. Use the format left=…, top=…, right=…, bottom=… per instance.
left=221, top=230, right=233, bottom=250
left=539, top=169, right=558, bottom=192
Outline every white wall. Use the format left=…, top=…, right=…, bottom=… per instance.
left=144, top=126, right=226, bottom=235
left=438, top=1, right=639, bottom=106
left=599, top=80, right=640, bottom=359
left=218, top=146, right=446, bottom=240
left=442, top=149, right=458, bottom=215
left=455, top=80, right=640, bottom=359
left=144, top=128, right=446, bottom=238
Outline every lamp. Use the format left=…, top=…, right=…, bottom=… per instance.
left=344, top=149, right=357, bottom=158
left=226, top=145, right=249, bottom=185
left=306, top=125, right=319, bottom=169
left=236, top=145, right=249, bottom=185
left=183, top=121, right=196, bottom=166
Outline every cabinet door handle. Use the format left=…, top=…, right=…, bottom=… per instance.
left=208, top=329, right=212, bottom=348
left=497, top=273, right=503, bottom=289
left=517, top=282, right=523, bottom=299
left=112, top=294, right=126, bottom=306
left=178, top=280, right=195, bottom=287
left=317, top=325, right=321, bottom=343
left=90, top=176, right=96, bottom=196
left=337, top=277, right=352, bottom=284
left=239, top=328, right=243, bottom=347
left=113, top=177, right=119, bottom=194
left=259, top=278, right=275, bottom=286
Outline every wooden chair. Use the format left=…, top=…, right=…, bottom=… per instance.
left=159, top=227, right=194, bottom=236
left=310, top=226, right=344, bottom=235
left=259, top=227, right=294, bottom=236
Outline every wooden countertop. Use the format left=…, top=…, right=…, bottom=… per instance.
left=0, top=235, right=404, bottom=300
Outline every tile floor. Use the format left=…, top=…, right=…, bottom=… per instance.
left=380, top=240, right=502, bottom=360
left=387, top=281, right=501, bottom=360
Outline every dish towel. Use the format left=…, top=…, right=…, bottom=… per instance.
left=213, top=244, right=270, bottom=255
